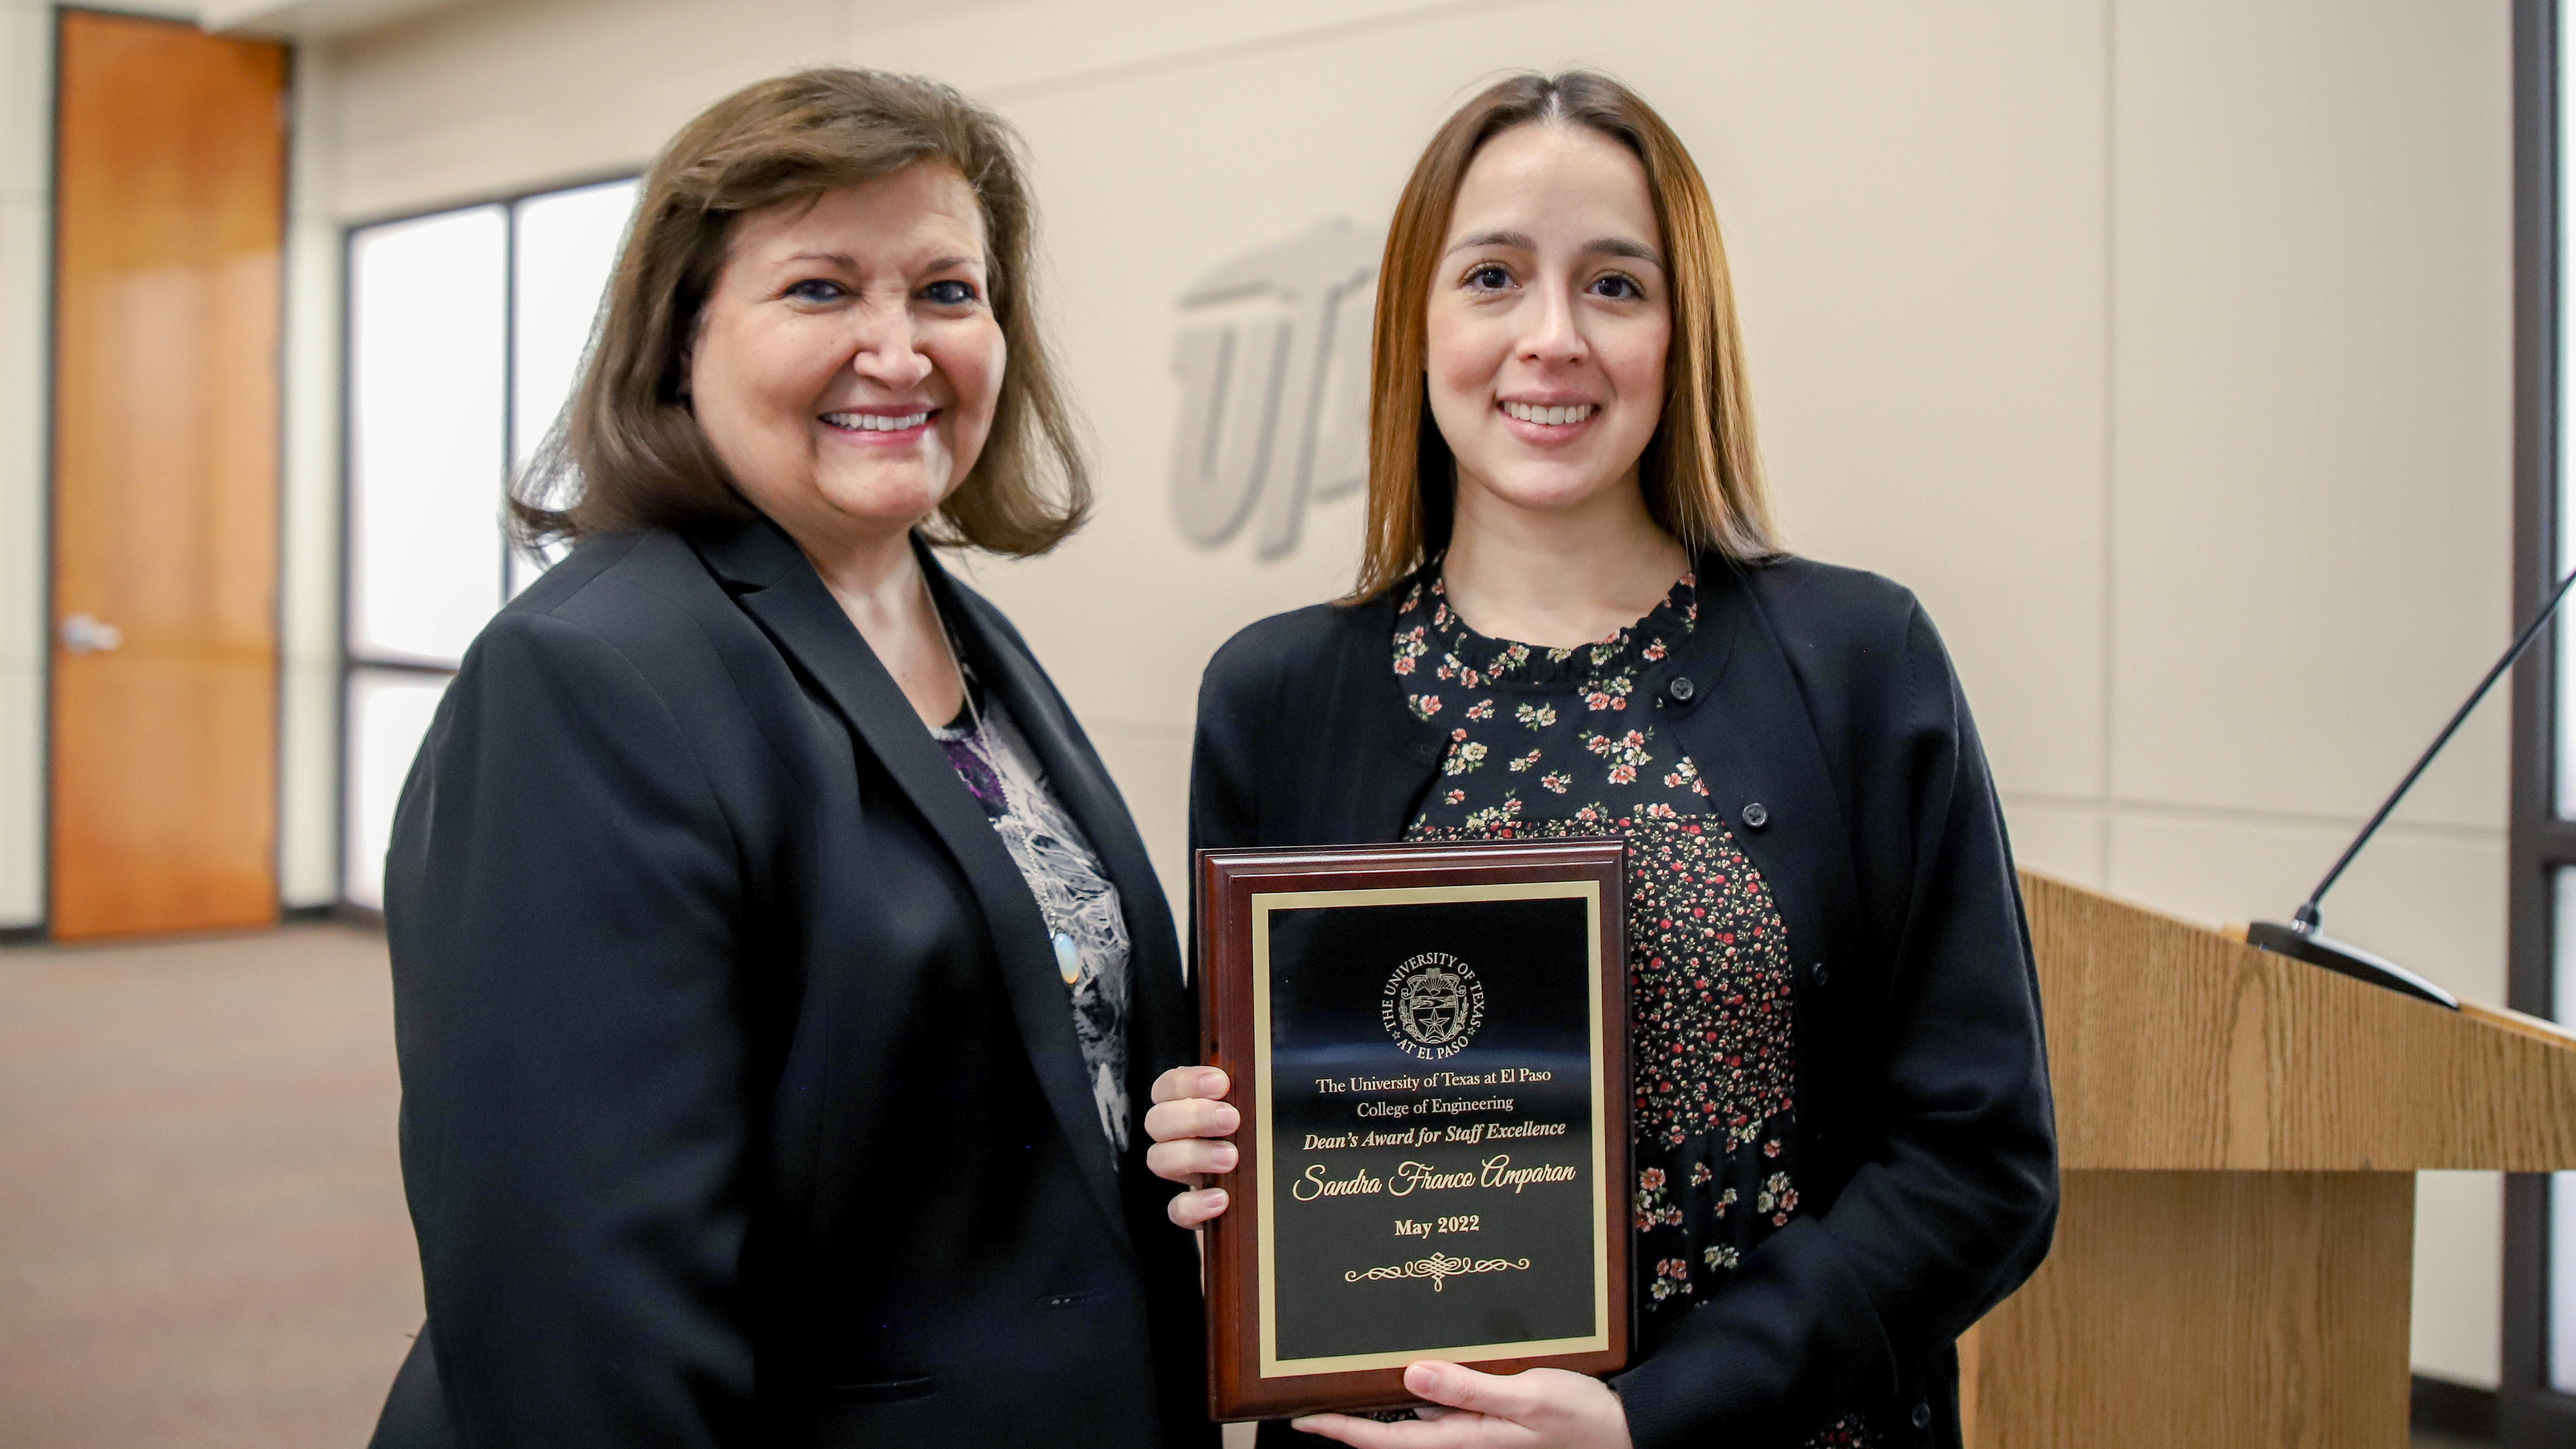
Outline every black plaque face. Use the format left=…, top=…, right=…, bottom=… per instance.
left=1253, top=880, right=1611, bottom=1376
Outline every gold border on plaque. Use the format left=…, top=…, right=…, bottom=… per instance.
left=1250, top=880, right=1610, bottom=1379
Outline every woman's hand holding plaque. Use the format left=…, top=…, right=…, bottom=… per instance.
left=1148, top=1066, right=1238, bottom=1228
left=1290, top=1362, right=1631, bottom=1449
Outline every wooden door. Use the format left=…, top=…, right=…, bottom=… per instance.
left=50, top=13, right=287, bottom=940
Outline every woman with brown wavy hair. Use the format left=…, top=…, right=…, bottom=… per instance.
left=370, top=70, right=1210, bottom=1449
left=1150, top=72, right=2056, bottom=1449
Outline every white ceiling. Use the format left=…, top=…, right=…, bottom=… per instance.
left=196, top=0, right=461, bottom=38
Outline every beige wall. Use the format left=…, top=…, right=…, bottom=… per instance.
left=0, top=0, right=2519, bottom=1391
left=277, top=38, right=344, bottom=910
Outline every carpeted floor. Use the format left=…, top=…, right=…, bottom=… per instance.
left=0, top=925, right=419, bottom=1449
left=0, top=924, right=2500, bottom=1449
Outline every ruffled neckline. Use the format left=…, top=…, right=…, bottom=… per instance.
left=1393, top=564, right=1699, bottom=693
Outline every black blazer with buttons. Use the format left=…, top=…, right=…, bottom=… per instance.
left=369, top=517, right=1214, bottom=1449
left=1190, top=554, right=2057, bottom=1449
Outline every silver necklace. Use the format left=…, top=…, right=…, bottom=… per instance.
left=932, top=591, right=1086, bottom=989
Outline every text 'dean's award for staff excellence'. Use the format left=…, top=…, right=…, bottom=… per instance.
left=1196, top=839, right=1631, bottom=1421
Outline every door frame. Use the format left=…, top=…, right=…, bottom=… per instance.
left=42, top=4, right=295, bottom=941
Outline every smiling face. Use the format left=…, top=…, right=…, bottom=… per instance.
left=688, top=163, right=1005, bottom=556
left=1424, top=122, right=1671, bottom=526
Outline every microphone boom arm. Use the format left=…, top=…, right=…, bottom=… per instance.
left=2293, top=564, right=2576, bottom=933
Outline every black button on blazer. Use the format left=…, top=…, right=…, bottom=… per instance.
left=369, top=517, right=1213, bottom=1449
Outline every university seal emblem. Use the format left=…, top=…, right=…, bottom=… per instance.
left=1380, top=952, right=1486, bottom=1060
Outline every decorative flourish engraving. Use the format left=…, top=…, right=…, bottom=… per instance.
left=1344, top=1253, right=1533, bottom=1292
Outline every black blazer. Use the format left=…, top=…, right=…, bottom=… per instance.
left=371, top=517, right=1214, bottom=1449
left=1192, top=555, right=2057, bottom=1449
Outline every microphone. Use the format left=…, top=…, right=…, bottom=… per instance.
left=2246, top=565, right=2576, bottom=1009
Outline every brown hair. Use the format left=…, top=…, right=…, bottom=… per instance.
left=1350, top=71, right=1777, bottom=600
left=512, top=68, right=1088, bottom=554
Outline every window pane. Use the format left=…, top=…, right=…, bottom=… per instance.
left=510, top=179, right=637, bottom=596
left=512, top=178, right=634, bottom=470
left=2560, top=0, right=2576, bottom=816
left=349, top=205, right=507, bottom=665
left=2556, top=1174, right=2576, bottom=1392
left=2561, top=290, right=2576, bottom=813
left=342, top=669, right=449, bottom=912
left=2558, top=866, right=2576, bottom=1027
left=2562, top=610, right=2576, bottom=818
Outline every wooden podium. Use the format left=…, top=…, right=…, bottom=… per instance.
left=1960, top=873, right=2576, bottom=1448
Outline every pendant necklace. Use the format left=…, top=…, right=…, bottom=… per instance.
left=934, top=594, right=1086, bottom=989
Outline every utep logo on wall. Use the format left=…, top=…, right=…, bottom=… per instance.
left=1168, top=218, right=1382, bottom=560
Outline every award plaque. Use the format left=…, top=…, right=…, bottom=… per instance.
left=1196, top=839, right=1630, bottom=1421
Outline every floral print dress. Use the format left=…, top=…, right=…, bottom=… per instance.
left=1394, top=569, right=1871, bottom=1449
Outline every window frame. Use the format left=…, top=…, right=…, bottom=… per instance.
left=334, top=169, right=639, bottom=912
left=2508, top=0, right=2576, bottom=1441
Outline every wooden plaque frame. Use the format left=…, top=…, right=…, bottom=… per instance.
left=1196, top=839, right=1631, bottom=1421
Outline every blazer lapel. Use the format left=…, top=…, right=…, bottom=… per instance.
left=924, top=557, right=1195, bottom=1111
left=689, top=518, right=1133, bottom=1257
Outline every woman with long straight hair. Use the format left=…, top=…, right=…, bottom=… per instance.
left=1148, top=72, right=2056, bottom=1449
